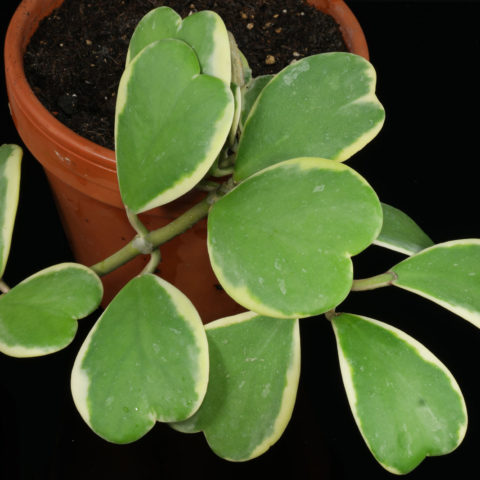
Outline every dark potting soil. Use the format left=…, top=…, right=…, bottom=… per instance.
left=24, top=0, right=347, bottom=150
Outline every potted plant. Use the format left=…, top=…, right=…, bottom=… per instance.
left=1, top=1, right=479, bottom=477
left=4, top=0, right=368, bottom=323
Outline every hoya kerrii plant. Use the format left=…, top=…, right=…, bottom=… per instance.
left=0, top=6, right=478, bottom=474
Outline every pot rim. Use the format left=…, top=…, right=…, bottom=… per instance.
left=5, top=0, right=369, bottom=174
left=307, top=0, right=369, bottom=60
left=4, top=0, right=116, bottom=171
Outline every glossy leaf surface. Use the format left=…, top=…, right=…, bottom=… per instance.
left=0, top=144, right=22, bottom=277
left=392, top=240, right=480, bottom=328
left=172, top=312, right=300, bottom=461
left=332, top=312, right=467, bottom=474
left=234, top=52, right=385, bottom=181
left=71, top=274, right=209, bottom=444
left=0, top=263, right=102, bottom=357
left=374, top=202, right=433, bottom=255
left=116, top=39, right=234, bottom=213
left=127, top=7, right=231, bottom=83
left=208, top=157, right=382, bottom=318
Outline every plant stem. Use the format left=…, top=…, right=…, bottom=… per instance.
left=196, top=180, right=220, bottom=192
left=351, top=271, right=397, bottom=292
left=141, top=248, right=161, bottom=275
left=90, top=193, right=219, bottom=277
left=126, top=208, right=162, bottom=275
left=126, top=207, right=149, bottom=236
left=210, top=166, right=234, bottom=177
left=325, top=310, right=337, bottom=321
left=0, top=279, right=10, bottom=293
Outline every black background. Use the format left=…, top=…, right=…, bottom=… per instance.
left=1, top=1, right=480, bottom=478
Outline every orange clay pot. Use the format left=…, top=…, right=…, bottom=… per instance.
left=4, top=0, right=368, bottom=323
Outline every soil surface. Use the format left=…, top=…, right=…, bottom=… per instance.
left=24, top=0, right=347, bottom=150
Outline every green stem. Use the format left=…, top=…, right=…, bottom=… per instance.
left=210, top=166, right=234, bottom=177
left=126, top=208, right=162, bottom=275
left=351, top=271, right=397, bottom=292
left=141, top=248, right=161, bottom=275
left=90, top=191, right=224, bottom=277
left=126, top=207, right=149, bottom=236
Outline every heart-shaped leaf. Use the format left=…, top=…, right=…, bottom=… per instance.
left=116, top=38, right=234, bottom=213
left=391, top=239, right=480, bottom=328
left=332, top=312, right=467, bottom=474
left=0, top=144, right=22, bottom=278
left=0, top=263, right=103, bottom=357
left=127, top=7, right=231, bottom=83
left=171, top=312, right=300, bottom=461
left=208, top=157, right=382, bottom=318
left=374, top=202, right=434, bottom=255
left=234, top=52, right=385, bottom=182
left=71, top=274, right=209, bottom=444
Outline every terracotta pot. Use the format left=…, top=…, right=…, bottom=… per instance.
left=307, top=0, right=369, bottom=60
left=4, top=0, right=368, bottom=323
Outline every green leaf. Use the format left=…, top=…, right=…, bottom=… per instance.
left=116, top=38, right=234, bottom=213
left=238, top=48, right=252, bottom=86
left=332, top=312, right=467, bottom=474
left=127, top=7, right=231, bottom=83
left=0, top=263, right=103, bottom=357
left=126, top=6, right=181, bottom=64
left=0, top=144, right=22, bottom=278
left=234, top=52, right=385, bottom=182
left=229, top=31, right=251, bottom=87
left=240, top=75, right=273, bottom=130
left=176, top=10, right=231, bottom=83
left=374, top=202, right=434, bottom=255
left=208, top=157, right=382, bottom=318
left=71, top=274, right=209, bottom=444
left=171, top=312, right=300, bottom=461
left=391, top=240, right=480, bottom=328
